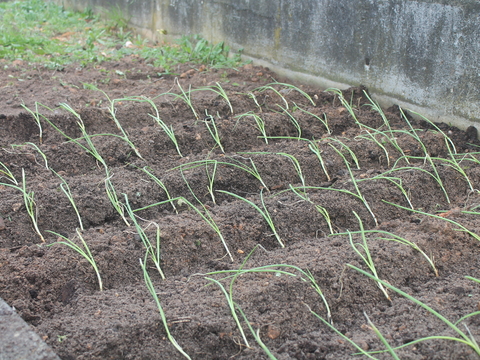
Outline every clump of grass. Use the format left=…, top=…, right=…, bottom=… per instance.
left=139, top=34, right=246, bottom=72
left=0, top=0, right=117, bottom=67
left=0, top=0, right=246, bottom=70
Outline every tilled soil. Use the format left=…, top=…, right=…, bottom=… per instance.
left=1, top=57, right=480, bottom=359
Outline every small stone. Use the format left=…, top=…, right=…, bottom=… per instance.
left=267, top=325, right=281, bottom=339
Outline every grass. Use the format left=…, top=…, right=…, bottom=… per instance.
left=0, top=0, right=246, bottom=70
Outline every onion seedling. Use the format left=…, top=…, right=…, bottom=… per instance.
left=397, top=108, right=450, bottom=202
left=51, top=169, right=84, bottom=231
left=268, top=82, right=316, bottom=106
left=328, top=138, right=360, bottom=169
left=205, top=262, right=331, bottom=324
left=293, top=103, right=331, bottom=134
left=0, top=167, right=44, bottom=241
left=309, top=307, right=378, bottom=359
left=382, top=162, right=450, bottom=204
left=180, top=171, right=233, bottom=261
left=195, top=82, right=233, bottom=115
left=330, top=145, right=378, bottom=225
left=134, top=194, right=233, bottom=262
left=246, top=91, right=263, bottom=112
left=235, top=111, right=268, bottom=144
left=218, top=189, right=285, bottom=248
left=277, top=152, right=306, bottom=195
left=348, top=211, right=390, bottom=300
left=58, top=103, right=106, bottom=165
left=204, top=276, right=251, bottom=349
left=350, top=264, right=480, bottom=356
left=407, top=109, right=457, bottom=153
left=325, top=88, right=359, bottom=124
left=434, top=146, right=474, bottom=192
left=355, top=130, right=391, bottom=167
left=21, top=102, right=45, bottom=144
left=47, top=229, right=102, bottom=291
left=237, top=306, right=278, bottom=360
left=307, top=139, right=331, bottom=181
left=384, top=201, right=480, bottom=242
left=276, top=104, right=302, bottom=140
left=173, top=78, right=199, bottom=120
left=0, top=161, right=18, bottom=185
left=140, top=166, right=178, bottom=214
left=104, top=97, right=143, bottom=159
left=254, top=84, right=289, bottom=110
left=174, top=156, right=269, bottom=191
left=105, top=172, right=130, bottom=226
left=288, top=185, right=334, bottom=235
left=124, top=194, right=164, bottom=279
left=143, top=97, right=183, bottom=157
left=335, top=228, right=437, bottom=276
left=21, top=169, right=45, bottom=242
left=362, top=91, right=408, bottom=161
left=140, top=257, right=191, bottom=359
left=224, top=155, right=268, bottom=190
left=205, top=159, right=218, bottom=204
left=203, top=110, right=224, bottom=153
left=17, top=142, right=49, bottom=169
left=364, top=312, right=401, bottom=360
left=359, top=175, right=413, bottom=209
left=258, top=136, right=331, bottom=181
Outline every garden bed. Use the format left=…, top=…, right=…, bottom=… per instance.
left=1, top=58, right=480, bottom=359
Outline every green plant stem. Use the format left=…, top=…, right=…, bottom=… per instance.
left=48, top=229, right=102, bottom=291
left=140, top=257, right=191, bottom=359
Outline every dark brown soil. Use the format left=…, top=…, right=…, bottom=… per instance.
left=1, top=57, right=480, bottom=360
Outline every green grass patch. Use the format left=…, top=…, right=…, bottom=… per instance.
left=0, top=0, right=246, bottom=70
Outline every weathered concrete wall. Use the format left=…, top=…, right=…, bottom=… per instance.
left=52, top=0, right=480, bottom=130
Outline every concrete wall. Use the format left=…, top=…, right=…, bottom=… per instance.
left=52, top=0, right=480, bottom=130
